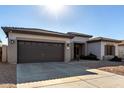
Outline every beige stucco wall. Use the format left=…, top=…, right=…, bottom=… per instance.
left=87, top=42, right=102, bottom=60
left=101, top=41, right=119, bottom=60
left=0, top=43, right=1, bottom=46
left=8, top=32, right=71, bottom=64
left=87, top=41, right=119, bottom=60
left=118, top=41, right=124, bottom=58
left=2, top=45, right=7, bottom=62
left=71, top=37, right=90, bottom=43
left=118, top=46, right=124, bottom=58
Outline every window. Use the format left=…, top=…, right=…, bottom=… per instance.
left=105, top=45, right=115, bottom=55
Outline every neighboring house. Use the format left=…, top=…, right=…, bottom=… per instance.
left=87, top=37, right=121, bottom=60
left=1, top=27, right=123, bottom=64
left=118, top=40, right=124, bottom=59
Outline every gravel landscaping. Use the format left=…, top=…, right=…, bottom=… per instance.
left=0, top=62, right=16, bottom=88
left=71, top=60, right=124, bottom=76
left=99, top=65, right=124, bottom=76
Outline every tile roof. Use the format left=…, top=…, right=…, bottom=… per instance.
left=1, top=26, right=93, bottom=38
left=1, top=27, right=73, bottom=38
left=119, top=40, right=124, bottom=46
left=67, top=32, right=93, bottom=38
left=87, top=37, right=121, bottom=43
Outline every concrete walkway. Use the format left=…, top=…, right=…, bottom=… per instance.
left=17, top=69, right=124, bottom=88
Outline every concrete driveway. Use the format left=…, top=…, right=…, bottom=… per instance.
left=17, top=62, right=96, bottom=83
left=17, top=62, right=124, bottom=88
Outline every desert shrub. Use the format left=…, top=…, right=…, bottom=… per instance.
left=110, top=56, right=122, bottom=62
left=80, top=53, right=99, bottom=60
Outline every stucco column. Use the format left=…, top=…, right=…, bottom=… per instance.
left=70, top=42, right=74, bottom=60
left=85, top=42, right=88, bottom=56
left=64, top=41, right=71, bottom=62
left=8, top=33, right=17, bottom=64
left=115, top=44, right=119, bottom=56
left=100, top=42, right=104, bottom=60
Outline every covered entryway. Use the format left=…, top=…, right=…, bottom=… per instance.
left=17, top=40, right=64, bottom=63
left=74, top=43, right=85, bottom=60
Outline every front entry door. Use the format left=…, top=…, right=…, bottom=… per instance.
left=74, top=43, right=85, bottom=60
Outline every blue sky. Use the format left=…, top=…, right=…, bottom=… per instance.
left=0, top=5, right=124, bottom=44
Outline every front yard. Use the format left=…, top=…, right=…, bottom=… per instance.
left=0, top=62, right=16, bottom=88
left=99, top=65, right=124, bottom=76
left=73, top=60, right=124, bottom=76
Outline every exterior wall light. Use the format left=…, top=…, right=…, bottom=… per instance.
left=67, top=43, right=70, bottom=47
left=10, top=40, right=15, bottom=44
left=66, top=43, right=70, bottom=49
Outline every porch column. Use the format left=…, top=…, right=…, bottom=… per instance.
left=64, top=41, right=71, bottom=62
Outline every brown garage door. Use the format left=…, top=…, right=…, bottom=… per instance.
left=17, top=40, right=64, bottom=63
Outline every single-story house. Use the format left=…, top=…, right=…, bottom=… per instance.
left=1, top=27, right=123, bottom=64
left=118, top=40, right=124, bottom=59
left=2, top=27, right=92, bottom=64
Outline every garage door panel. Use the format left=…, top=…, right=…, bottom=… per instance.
left=18, top=41, right=64, bottom=63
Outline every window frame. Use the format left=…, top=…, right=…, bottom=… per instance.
left=105, top=45, right=115, bottom=56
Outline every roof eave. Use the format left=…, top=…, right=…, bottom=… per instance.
left=119, top=44, right=124, bottom=46
left=1, top=27, right=10, bottom=37
left=87, top=40, right=121, bottom=43
left=1, top=27, right=73, bottom=39
left=68, top=34, right=93, bottom=38
left=76, top=35, right=93, bottom=38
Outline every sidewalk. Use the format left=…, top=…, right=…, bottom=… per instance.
left=17, top=69, right=124, bottom=88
